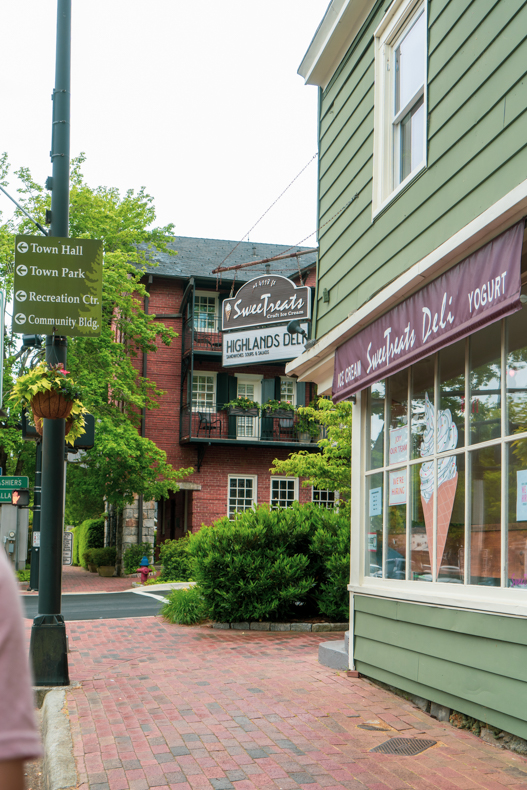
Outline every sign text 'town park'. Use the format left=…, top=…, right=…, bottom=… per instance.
left=13, top=235, right=103, bottom=337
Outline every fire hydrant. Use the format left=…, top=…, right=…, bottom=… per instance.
left=136, top=556, right=151, bottom=584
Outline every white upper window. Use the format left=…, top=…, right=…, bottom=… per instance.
left=372, top=0, right=427, bottom=216
left=192, top=373, right=216, bottom=412
left=192, top=292, right=218, bottom=331
left=280, top=377, right=296, bottom=405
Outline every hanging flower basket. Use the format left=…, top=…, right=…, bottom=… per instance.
left=228, top=406, right=259, bottom=417
left=31, top=389, right=74, bottom=420
left=265, top=408, right=293, bottom=419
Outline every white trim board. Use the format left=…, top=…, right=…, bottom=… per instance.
left=286, top=177, right=527, bottom=386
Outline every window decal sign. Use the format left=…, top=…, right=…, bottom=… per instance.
left=517, top=470, right=527, bottom=522
left=369, top=487, right=382, bottom=516
left=389, top=469, right=407, bottom=506
left=333, top=222, right=524, bottom=402
left=389, top=425, right=408, bottom=465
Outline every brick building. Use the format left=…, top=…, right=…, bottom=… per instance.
left=124, top=237, right=323, bottom=553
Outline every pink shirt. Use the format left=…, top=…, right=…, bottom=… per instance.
left=0, top=550, right=41, bottom=762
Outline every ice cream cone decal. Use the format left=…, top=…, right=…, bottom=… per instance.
left=419, top=394, right=458, bottom=577
left=225, top=303, right=232, bottom=322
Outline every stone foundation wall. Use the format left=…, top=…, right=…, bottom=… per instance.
left=122, top=496, right=156, bottom=555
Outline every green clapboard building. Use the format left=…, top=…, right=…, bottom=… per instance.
left=288, top=0, right=527, bottom=740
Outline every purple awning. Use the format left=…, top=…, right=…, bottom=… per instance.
left=333, top=221, right=525, bottom=402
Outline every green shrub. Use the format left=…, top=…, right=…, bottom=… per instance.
left=188, top=503, right=323, bottom=623
left=159, top=535, right=194, bottom=581
left=90, top=546, right=117, bottom=567
left=82, top=549, right=95, bottom=566
left=16, top=569, right=31, bottom=582
left=309, top=507, right=350, bottom=622
left=122, top=542, right=153, bottom=575
left=77, top=517, right=105, bottom=569
left=161, top=586, right=208, bottom=625
left=72, top=526, right=79, bottom=566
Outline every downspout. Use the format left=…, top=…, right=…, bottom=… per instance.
left=138, top=274, right=153, bottom=544
left=312, top=86, right=322, bottom=340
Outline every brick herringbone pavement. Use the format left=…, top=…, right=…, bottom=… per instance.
left=58, top=617, right=527, bottom=790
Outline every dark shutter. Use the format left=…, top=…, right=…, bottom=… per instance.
left=274, top=376, right=282, bottom=400
left=217, top=373, right=237, bottom=410
left=296, top=382, right=306, bottom=407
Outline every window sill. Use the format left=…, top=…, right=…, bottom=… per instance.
left=348, top=580, right=527, bottom=618
left=372, top=161, right=426, bottom=222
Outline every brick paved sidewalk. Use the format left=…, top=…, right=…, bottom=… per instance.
left=22, top=564, right=137, bottom=595
left=62, top=617, right=527, bottom=790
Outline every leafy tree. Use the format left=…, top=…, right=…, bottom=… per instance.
left=0, top=153, right=192, bottom=521
left=271, top=397, right=353, bottom=506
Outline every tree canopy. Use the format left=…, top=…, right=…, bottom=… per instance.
left=0, top=153, right=192, bottom=520
left=271, top=397, right=352, bottom=508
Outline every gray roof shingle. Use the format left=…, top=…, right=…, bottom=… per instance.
left=139, top=236, right=317, bottom=283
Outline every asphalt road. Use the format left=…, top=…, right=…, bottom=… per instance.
left=23, top=591, right=167, bottom=621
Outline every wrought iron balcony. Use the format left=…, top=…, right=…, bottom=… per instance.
left=179, top=405, right=320, bottom=447
left=182, top=315, right=222, bottom=356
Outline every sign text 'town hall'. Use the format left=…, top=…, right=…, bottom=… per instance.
left=13, top=235, right=103, bottom=337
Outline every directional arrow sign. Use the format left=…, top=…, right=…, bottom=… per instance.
left=13, top=235, right=103, bottom=337
left=0, top=476, right=29, bottom=489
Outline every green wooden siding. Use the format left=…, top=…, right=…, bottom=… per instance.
left=354, top=595, right=527, bottom=739
left=315, top=0, right=527, bottom=338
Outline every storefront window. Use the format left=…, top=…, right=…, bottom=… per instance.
left=470, top=324, right=502, bottom=445
left=366, top=473, right=383, bottom=578
left=439, top=339, right=465, bottom=449
left=508, top=439, right=527, bottom=589
left=411, top=358, right=434, bottom=460
left=470, top=446, right=501, bottom=586
left=438, top=453, right=465, bottom=583
left=389, top=371, right=408, bottom=466
left=387, top=466, right=406, bottom=578
left=363, top=312, right=527, bottom=592
left=368, top=381, right=385, bottom=470
left=507, top=305, right=527, bottom=435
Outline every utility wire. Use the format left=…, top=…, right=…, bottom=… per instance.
left=218, top=152, right=318, bottom=269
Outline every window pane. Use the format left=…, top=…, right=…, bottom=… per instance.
left=438, top=453, right=465, bottom=583
left=395, top=11, right=425, bottom=114
left=389, top=371, right=408, bottom=465
left=229, top=477, right=254, bottom=519
left=470, top=323, right=502, bottom=445
left=366, top=472, right=383, bottom=578
left=411, top=357, right=434, bottom=460
left=470, top=446, right=501, bottom=586
left=508, top=439, right=527, bottom=588
left=313, top=488, right=337, bottom=508
left=507, top=306, right=527, bottom=435
left=410, top=464, right=430, bottom=580
left=400, top=96, right=424, bottom=182
left=368, top=381, right=385, bottom=469
left=271, top=479, right=296, bottom=509
left=281, top=379, right=295, bottom=403
left=439, top=339, right=465, bottom=449
left=387, top=466, right=407, bottom=579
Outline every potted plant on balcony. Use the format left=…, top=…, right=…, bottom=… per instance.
left=262, top=399, right=295, bottom=419
left=222, top=396, right=260, bottom=416
left=294, top=410, right=319, bottom=443
left=91, top=546, right=117, bottom=577
left=10, top=362, right=87, bottom=444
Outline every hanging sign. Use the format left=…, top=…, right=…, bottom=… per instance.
left=13, top=235, right=103, bottom=337
left=222, top=275, right=311, bottom=331
left=222, top=323, right=309, bottom=366
left=333, top=222, right=524, bottom=402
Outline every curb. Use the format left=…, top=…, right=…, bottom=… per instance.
left=41, top=688, right=77, bottom=790
left=211, top=621, right=348, bottom=631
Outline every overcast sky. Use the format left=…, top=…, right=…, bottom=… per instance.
left=1, top=1, right=327, bottom=248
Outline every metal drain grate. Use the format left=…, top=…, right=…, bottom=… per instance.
left=358, top=724, right=389, bottom=731
left=370, top=738, right=437, bottom=756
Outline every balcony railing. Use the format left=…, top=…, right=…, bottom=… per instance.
left=183, top=315, right=222, bottom=355
left=180, top=405, right=319, bottom=445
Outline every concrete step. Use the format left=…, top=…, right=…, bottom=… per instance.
left=318, top=630, right=350, bottom=670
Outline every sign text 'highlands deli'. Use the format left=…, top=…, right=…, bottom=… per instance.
left=13, top=235, right=103, bottom=337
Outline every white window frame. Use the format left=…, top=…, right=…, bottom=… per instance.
left=270, top=477, right=299, bottom=509
left=234, top=374, right=262, bottom=439
left=192, top=291, right=219, bottom=330
left=312, top=488, right=340, bottom=508
left=228, top=475, right=257, bottom=519
left=191, top=371, right=217, bottom=413
left=280, top=376, right=296, bottom=406
left=372, top=0, right=428, bottom=217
